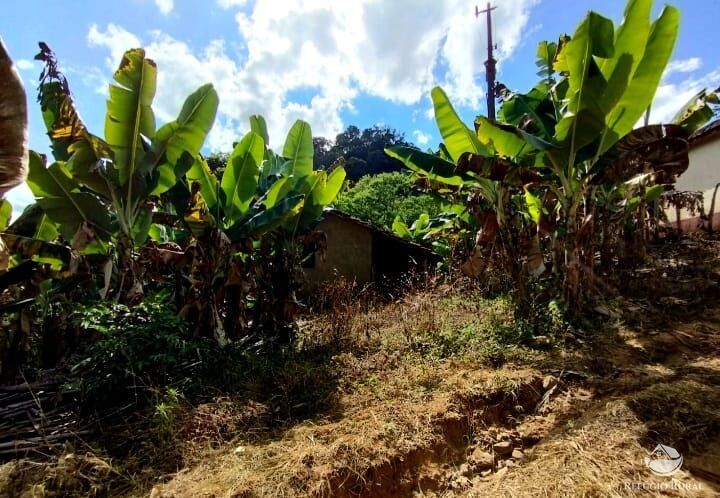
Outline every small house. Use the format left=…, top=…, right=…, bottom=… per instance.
left=303, top=209, right=440, bottom=287
left=668, top=120, right=720, bottom=232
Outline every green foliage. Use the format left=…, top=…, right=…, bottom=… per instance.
left=431, top=87, right=489, bottom=161
left=0, top=200, right=12, bottom=230
left=221, top=131, right=265, bottom=222
left=18, top=45, right=219, bottom=303
left=31, top=47, right=218, bottom=251
left=409, top=296, right=539, bottom=364
left=391, top=213, right=455, bottom=258
left=71, top=295, right=204, bottom=408
left=386, top=0, right=694, bottom=314
left=16, top=45, right=345, bottom=349
left=163, top=117, right=346, bottom=344
left=334, top=172, right=440, bottom=229
left=313, top=125, right=413, bottom=181
left=69, top=292, right=339, bottom=423
left=182, top=118, right=346, bottom=242
left=283, top=120, right=314, bottom=177
left=672, top=87, right=720, bottom=133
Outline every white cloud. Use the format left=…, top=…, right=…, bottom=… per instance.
left=154, top=0, right=174, bottom=15
left=86, top=0, right=538, bottom=151
left=413, top=129, right=431, bottom=146
left=217, top=0, right=246, bottom=8
left=14, top=59, right=34, bottom=71
left=88, top=23, right=141, bottom=65
left=665, top=57, right=702, bottom=77
left=650, top=67, right=720, bottom=124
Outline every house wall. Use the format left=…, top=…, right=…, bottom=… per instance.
left=303, top=214, right=373, bottom=286
left=666, top=138, right=720, bottom=232
left=676, top=139, right=720, bottom=192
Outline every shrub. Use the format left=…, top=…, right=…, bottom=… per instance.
left=70, top=294, right=220, bottom=410
left=334, top=171, right=441, bottom=229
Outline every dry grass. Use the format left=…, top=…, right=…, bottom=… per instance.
left=4, top=245, right=720, bottom=497
left=463, top=400, right=716, bottom=498
left=151, top=367, right=544, bottom=498
left=145, top=282, right=556, bottom=497
left=0, top=452, right=122, bottom=498
left=149, top=279, right=720, bottom=497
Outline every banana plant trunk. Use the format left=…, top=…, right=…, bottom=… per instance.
left=0, top=38, right=28, bottom=199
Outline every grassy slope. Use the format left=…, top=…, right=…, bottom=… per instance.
left=155, top=240, right=720, bottom=498
left=3, top=238, right=720, bottom=497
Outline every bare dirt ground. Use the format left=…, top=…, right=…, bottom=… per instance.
left=2, top=237, right=720, bottom=497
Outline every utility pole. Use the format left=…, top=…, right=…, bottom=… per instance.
left=476, top=2, right=497, bottom=120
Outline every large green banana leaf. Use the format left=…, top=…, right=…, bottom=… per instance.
left=26, top=152, right=112, bottom=241
left=104, top=48, right=157, bottom=186
left=34, top=214, right=58, bottom=242
left=386, top=146, right=464, bottom=186
left=553, top=11, right=618, bottom=155
left=150, top=83, right=219, bottom=195
left=475, top=116, right=535, bottom=159
left=263, top=176, right=293, bottom=209
left=296, top=166, right=346, bottom=229
left=221, top=131, right=264, bottom=224
left=599, top=0, right=651, bottom=80
left=250, top=114, right=270, bottom=145
left=599, top=6, right=679, bottom=153
left=226, top=194, right=305, bottom=240
left=431, top=87, right=489, bottom=162
left=282, top=120, right=313, bottom=177
left=497, top=82, right=556, bottom=140
left=600, top=6, right=680, bottom=153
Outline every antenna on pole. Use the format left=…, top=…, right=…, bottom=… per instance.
left=476, top=2, right=497, bottom=120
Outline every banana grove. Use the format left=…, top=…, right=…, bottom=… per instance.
left=386, top=0, right=714, bottom=315
left=0, top=44, right=345, bottom=361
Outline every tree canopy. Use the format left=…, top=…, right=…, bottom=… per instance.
left=333, top=171, right=441, bottom=229
left=314, top=125, right=413, bottom=181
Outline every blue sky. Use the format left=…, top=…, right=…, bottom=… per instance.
left=2, top=0, right=719, bottom=211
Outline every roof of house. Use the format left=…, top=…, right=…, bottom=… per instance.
left=322, top=209, right=441, bottom=261
left=689, top=119, right=720, bottom=148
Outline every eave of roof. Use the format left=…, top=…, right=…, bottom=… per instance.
left=689, top=119, right=720, bottom=149
left=322, top=209, right=441, bottom=260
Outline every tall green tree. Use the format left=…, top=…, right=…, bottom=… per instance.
left=314, top=125, right=413, bottom=181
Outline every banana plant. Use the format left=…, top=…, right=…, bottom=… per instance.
left=387, top=0, right=694, bottom=312
left=392, top=212, right=454, bottom=257
left=157, top=116, right=346, bottom=344
left=27, top=44, right=218, bottom=298
left=0, top=38, right=29, bottom=268
left=671, top=87, right=719, bottom=133
left=177, top=117, right=346, bottom=242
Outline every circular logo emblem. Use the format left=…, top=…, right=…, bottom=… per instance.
left=644, top=444, right=683, bottom=477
